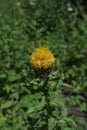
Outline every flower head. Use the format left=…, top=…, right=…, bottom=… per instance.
left=30, top=47, right=55, bottom=71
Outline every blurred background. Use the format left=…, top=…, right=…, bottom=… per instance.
left=0, top=0, right=87, bottom=130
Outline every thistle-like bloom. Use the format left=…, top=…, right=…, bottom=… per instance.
left=30, top=47, right=55, bottom=70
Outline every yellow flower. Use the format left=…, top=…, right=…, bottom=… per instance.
left=30, top=47, right=55, bottom=70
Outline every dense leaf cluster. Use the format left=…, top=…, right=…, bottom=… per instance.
left=0, top=0, right=87, bottom=130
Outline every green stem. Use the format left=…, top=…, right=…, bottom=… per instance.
left=42, top=76, right=51, bottom=129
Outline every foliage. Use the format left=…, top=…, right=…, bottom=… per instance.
left=0, top=0, right=87, bottom=129
left=0, top=15, right=77, bottom=130
left=20, top=0, right=87, bottom=92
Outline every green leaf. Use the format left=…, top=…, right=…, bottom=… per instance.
left=59, top=119, right=67, bottom=129
left=0, top=112, right=7, bottom=127
left=8, top=71, right=21, bottom=82
left=64, top=118, right=77, bottom=130
left=48, top=117, right=58, bottom=130
left=80, top=102, right=87, bottom=111
left=0, top=74, right=6, bottom=79
left=1, top=101, right=13, bottom=109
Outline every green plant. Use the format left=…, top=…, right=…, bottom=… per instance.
left=0, top=68, right=77, bottom=130
left=0, top=14, right=77, bottom=129
left=0, top=0, right=87, bottom=129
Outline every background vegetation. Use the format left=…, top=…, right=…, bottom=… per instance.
left=0, top=0, right=87, bottom=130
